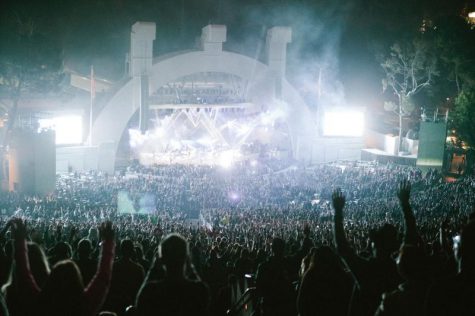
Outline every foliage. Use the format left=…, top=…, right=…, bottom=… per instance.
left=0, top=13, right=63, bottom=99
left=381, top=39, right=437, bottom=115
left=451, top=89, right=475, bottom=148
left=380, top=37, right=437, bottom=151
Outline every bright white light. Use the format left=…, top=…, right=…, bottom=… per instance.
left=169, top=139, right=181, bottom=150
left=129, top=129, right=146, bottom=148
left=323, top=110, right=364, bottom=137
left=469, top=12, right=475, bottom=18
left=197, top=137, right=214, bottom=146
left=229, top=192, right=240, bottom=201
left=261, top=115, right=273, bottom=126
left=237, top=124, right=252, bottom=135
left=217, top=149, right=241, bottom=169
left=250, top=160, right=258, bottom=167
left=39, top=116, right=83, bottom=144
left=153, top=127, right=165, bottom=138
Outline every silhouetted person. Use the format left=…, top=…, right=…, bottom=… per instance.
left=12, top=219, right=115, bottom=316
left=297, top=246, right=352, bottom=316
left=107, top=239, right=144, bottom=314
left=75, top=239, right=97, bottom=285
left=256, top=238, right=296, bottom=316
left=333, top=189, right=401, bottom=316
left=136, top=233, right=209, bottom=316
left=425, top=219, right=475, bottom=315
left=49, top=241, right=72, bottom=266
left=375, top=180, right=431, bottom=316
left=3, top=242, right=50, bottom=316
left=135, top=245, right=150, bottom=273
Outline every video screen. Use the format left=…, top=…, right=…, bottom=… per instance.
left=38, top=115, right=83, bottom=145
left=117, top=191, right=156, bottom=214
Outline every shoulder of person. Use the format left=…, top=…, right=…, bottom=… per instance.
left=377, top=288, right=405, bottom=314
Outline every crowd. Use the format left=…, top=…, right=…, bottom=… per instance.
left=0, top=160, right=474, bottom=316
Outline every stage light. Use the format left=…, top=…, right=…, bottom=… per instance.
left=322, top=110, right=365, bottom=137
left=218, top=150, right=234, bottom=168
left=229, top=192, right=240, bottom=201
left=237, top=124, right=252, bottom=136
left=217, top=149, right=241, bottom=169
left=197, top=137, right=214, bottom=146
left=129, top=129, right=146, bottom=148
left=39, top=116, right=83, bottom=144
left=154, top=127, right=165, bottom=137
left=261, top=114, right=273, bottom=126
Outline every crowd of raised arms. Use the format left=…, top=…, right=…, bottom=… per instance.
left=0, top=160, right=474, bottom=316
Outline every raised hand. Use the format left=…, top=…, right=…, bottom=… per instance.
left=99, top=221, right=115, bottom=241
left=332, top=188, right=346, bottom=212
left=10, top=218, right=28, bottom=240
left=397, top=179, right=411, bottom=204
left=1, top=218, right=14, bottom=237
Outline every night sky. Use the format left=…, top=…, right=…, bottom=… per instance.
left=0, top=0, right=472, bottom=119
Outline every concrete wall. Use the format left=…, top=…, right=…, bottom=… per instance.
left=7, top=130, right=55, bottom=195
left=310, top=136, right=364, bottom=164
left=88, top=23, right=314, bottom=172
left=56, top=146, right=99, bottom=173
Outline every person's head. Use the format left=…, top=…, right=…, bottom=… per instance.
left=454, top=220, right=475, bottom=272
left=397, top=245, right=428, bottom=281
left=88, top=227, right=98, bottom=242
left=370, top=224, right=399, bottom=256
left=159, top=234, right=189, bottom=274
left=271, top=238, right=285, bottom=257
left=120, top=239, right=136, bottom=259
left=40, top=260, right=85, bottom=316
left=53, top=242, right=72, bottom=260
left=44, top=260, right=84, bottom=293
left=77, top=239, right=93, bottom=260
left=240, top=248, right=249, bottom=259
left=311, top=246, right=339, bottom=269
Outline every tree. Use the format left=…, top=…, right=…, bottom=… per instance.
left=451, top=89, right=475, bottom=148
left=451, top=89, right=475, bottom=171
left=381, top=38, right=437, bottom=152
left=0, top=10, right=63, bottom=144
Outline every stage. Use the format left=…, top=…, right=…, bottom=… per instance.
left=361, top=148, right=417, bottom=166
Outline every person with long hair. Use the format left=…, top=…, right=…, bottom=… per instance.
left=11, top=219, right=115, bottom=316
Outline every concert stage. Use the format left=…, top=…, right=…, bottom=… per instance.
left=361, top=148, right=417, bottom=166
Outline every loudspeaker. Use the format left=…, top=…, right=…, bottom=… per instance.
left=139, top=75, right=149, bottom=134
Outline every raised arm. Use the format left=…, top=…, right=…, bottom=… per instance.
left=397, top=180, right=418, bottom=246
left=84, top=221, right=116, bottom=316
left=332, top=189, right=369, bottom=287
left=0, top=219, right=13, bottom=242
left=333, top=189, right=352, bottom=256
left=12, top=219, right=41, bottom=296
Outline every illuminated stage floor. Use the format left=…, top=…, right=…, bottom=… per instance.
left=361, top=148, right=417, bottom=166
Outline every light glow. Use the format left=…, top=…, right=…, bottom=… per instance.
left=39, top=116, right=83, bottom=144
left=323, top=110, right=364, bottom=137
left=218, top=149, right=241, bottom=169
